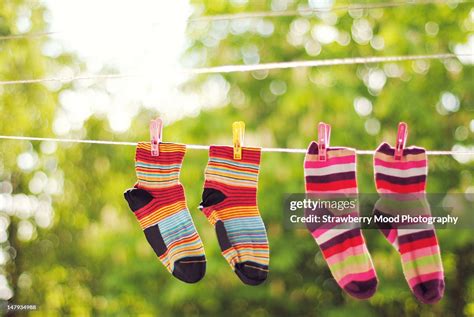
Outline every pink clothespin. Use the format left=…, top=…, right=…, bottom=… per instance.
left=150, top=118, right=163, bottom=156
left=318, top=122, right=331, bottom=161
left=394, top=122, right=408, bottom=160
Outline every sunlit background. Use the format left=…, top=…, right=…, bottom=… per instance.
left=42, top=0, right=199, bottom=132
left=22, top=0, right=474, bottom=137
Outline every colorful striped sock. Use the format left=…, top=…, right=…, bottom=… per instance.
left=373, top=142, right=445, bottom=304
left=304, top=142, right=378, bottom=299
left=199, top=146, right=269, bottom=286
left=124, top=142, right=206, bottom=283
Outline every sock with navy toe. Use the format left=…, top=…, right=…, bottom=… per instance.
left=124, top=142, right=206, bottom=283
left=374, top=142, right=445, bottom=304
left=199, top=146, right=270, bottom=286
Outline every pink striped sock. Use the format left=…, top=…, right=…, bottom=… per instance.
left=373, top=142, right=445, bottom=304
left=304, top=141, right=378, bottom=299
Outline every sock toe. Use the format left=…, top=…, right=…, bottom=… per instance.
left=413, top=279, right=445, bottom=304
left=172, top=256, right=206, bottom=284
left=343, top=278, right=378, bottom=300
left=234, top=261, right=268, bottom=286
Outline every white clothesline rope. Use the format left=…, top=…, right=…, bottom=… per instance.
left=0, top=31, right=57, bottom=41
left=0, top=53, right=469, bottom=86
left=0, top=135, right=472, bottom=156
left=189, top=0, right=473, bottom=22
left=0, top=0, right=470, bottom=41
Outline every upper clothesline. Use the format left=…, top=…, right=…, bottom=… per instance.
left=0, top=135, right=472, bottom=156
left=0, top=53, right=471, bottom=86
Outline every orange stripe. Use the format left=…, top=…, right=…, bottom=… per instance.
left=205, top=176, right=256, bottom=188
left=138, top=201, right=186, bottom=228
left=136, top=167, right=181, bottom=173
left=217, top=207, right=260, bottom=219
left=137, top=142, right=186, bottom=153
left=208, top=162, right=259, bottom=174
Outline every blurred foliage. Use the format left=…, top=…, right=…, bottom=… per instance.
left=0, top=0, right=473, bottom=316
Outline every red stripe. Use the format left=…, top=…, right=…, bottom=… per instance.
left=322, top=235, right=364, bottom=258
left=136, top=155, right=184, bottom=164
left=145, top=185, right=184, bottom=197
left=204, top=180, right=257, bottom=196
left=134, top=185, right=185, bottom=218
left=217, top=199, right=258, bottom=209
left=399, top=236, right=438, bottom=254
left=304, top=154, right=355, bottom=168
left=209, top=146, right=261, bottom=164
left=376, top=180, right=425, bottom=193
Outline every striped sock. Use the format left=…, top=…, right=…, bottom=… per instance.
left=124, top=142, right=206, bottom=283
left=373, top=142, right=445, bottom=304
left=304, top=142, right=378, bottom=299
left=199, top=146, right=269, bottom=286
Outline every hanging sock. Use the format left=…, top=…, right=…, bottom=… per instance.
left=373, top=143, right=444, bottom=304
left=199, top=146, right=269, bottom=286
left=304, top=142, right=378, bottom=299
left=124, top=142, right=206, bottom=283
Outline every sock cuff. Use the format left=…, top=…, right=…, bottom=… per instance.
left=304, top=141, right=357, bottom=167
left=204, top=145, right=261, bottom=189
left=304, top=142, right=358, bottom=194
left=374, top=142, right=427, bottom=194
left=209, top=145, right=261, bottom=164
left=135, top=142, right=186, bottom=189
left=375, top=142, right=427, bottom=161
left=136, top=142, right=186, bottom=162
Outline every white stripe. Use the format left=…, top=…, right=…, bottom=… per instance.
left=392, top=240, right=399, bottom=250
left=315, top=225, right=359, bottom=244
left=305, top=164, right=355, bottom=176
left=374, top=165, right=426, bottom=177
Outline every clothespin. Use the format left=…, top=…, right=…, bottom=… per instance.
left=318, top=122, right=331, bottom=161
left=233, top=121, right=245, bottom=160
left=394, top=122, right=408, bottom=160
left=150, top=117, right=163, bottom=156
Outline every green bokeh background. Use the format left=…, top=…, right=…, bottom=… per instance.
left=0, top=0, right=473, bottom=316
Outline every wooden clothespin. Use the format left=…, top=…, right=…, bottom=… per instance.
left=394, top=122, right=408, bottom=160
left=150, top=117, right=163, bottom=156
left=318, top=122, right=331, bottom=161
left=233, top=121, right=245, bottom=160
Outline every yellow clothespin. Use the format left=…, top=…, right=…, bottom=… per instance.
left=233, top=121, right=245, bottom=160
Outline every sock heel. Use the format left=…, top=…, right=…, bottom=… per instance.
left=124, top=188, right=154, bottom=211
left=199, top=188, right=227, bottom=209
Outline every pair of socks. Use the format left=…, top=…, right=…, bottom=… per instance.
left=304, top=141, right=444, bottom=304
left=124, top=142, right=269, bottom=285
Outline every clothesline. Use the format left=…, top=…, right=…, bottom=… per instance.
left=189, top=0, right=473, bottom=22
left=0, top=135, right=472, bottom=156
left=0, top=53, right=469, bottom=86
left=0, top=0, right=470, bottom=41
